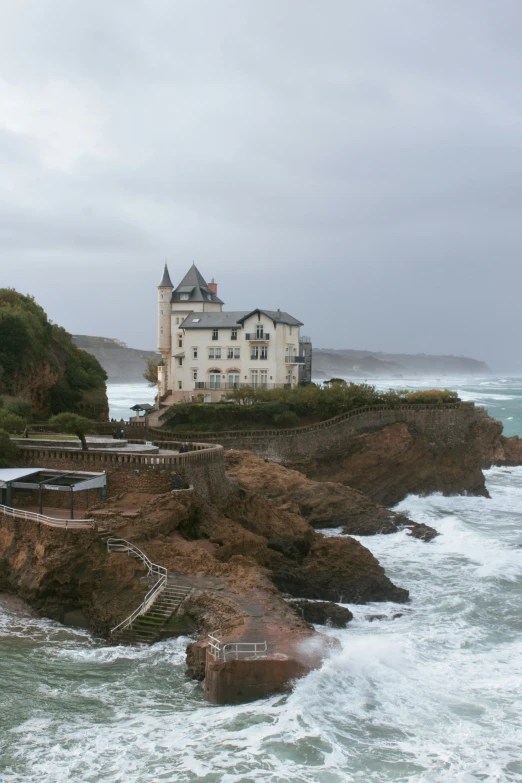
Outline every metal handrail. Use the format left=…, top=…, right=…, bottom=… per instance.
left=0, top=504, right=94, bottom=529
left=207, top=629, right=268, bottom=661
left=107, top=538, right=168, bottom=636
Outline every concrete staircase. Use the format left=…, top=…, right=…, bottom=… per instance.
left=111, top=583, right=192, bottom=645
left=96, top=529, right=193, bottom=646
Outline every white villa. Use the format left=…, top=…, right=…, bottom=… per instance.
left=157, top=263, right=312, bottom=403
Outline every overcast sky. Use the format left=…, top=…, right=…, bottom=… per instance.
left=1, top=0, right=521, bottom=370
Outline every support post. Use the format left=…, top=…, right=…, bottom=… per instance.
left=39, top=485, right=43, bottom=515
left=70, top=487, right=74, bottom=520
left=6, top=482, right=12, bottom=507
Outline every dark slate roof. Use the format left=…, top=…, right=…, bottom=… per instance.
left=181, top=311, right=250, bottom=329
left=158, top=264, right=173, bottom=288
left=236, top=309, right=303, bottom=327
left=181, top=309, right=303, bottom=329
left=171, top=263, right=224, bottom=305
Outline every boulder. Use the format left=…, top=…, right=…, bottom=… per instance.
left=407, top=523, right=439, bottom=542
left=290, top=599, right=353, bottom=627
left=272, top=537, right=409, bottom=604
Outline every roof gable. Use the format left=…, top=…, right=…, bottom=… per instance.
left=236, top=309, right=303, bottom=327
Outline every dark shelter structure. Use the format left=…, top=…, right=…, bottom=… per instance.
left=0, top=468, right=107, bottom=519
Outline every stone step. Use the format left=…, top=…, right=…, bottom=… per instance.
left=154, top=595, right=186, bottom=606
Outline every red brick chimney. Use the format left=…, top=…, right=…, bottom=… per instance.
left=208, top=278, right=218, bottom=295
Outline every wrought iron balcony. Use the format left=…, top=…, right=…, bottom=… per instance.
left=194, top=381, right=290, bottom=390
left=245, top=333, right=270, bottom=341
left=285, top=355, right=306, bottom=364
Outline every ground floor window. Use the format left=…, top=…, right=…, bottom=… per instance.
left=228, top=372, right=240, bottom=389
left=251, top=370, right=258, bottom=387
left=209, top=372, right=221, bottom=389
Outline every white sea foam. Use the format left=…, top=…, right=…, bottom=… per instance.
left=2, top=386, right=522, bottom=782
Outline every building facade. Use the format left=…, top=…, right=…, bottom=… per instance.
left=157, top=263, right=311, bottom=403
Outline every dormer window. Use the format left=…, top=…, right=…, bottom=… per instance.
left=212, top=329, right=218, bottom=340
left=180, top=293, right=189, bottom=301
left=231, top=328, right=238, bottom=340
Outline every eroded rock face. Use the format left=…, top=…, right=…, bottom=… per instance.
left=224, top=451, right=408, bottom=535
left=0, top=517, right=147, bottom=635
left=272, top=537, right=409, bottom=604
left=496, top=435, right=522, bottom=467
left=290, top=599, right=353, bottom=628
left=293, top=418, right=501, bottom=506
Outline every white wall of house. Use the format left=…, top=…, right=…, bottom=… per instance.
left=157, top=266, right=305, bottom=403
left=163, top=318, right=301, bottom=401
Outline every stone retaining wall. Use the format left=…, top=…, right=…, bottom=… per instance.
left=18, top=443, right=229, bottom=502
left=147, top=403, right=483, bottom=462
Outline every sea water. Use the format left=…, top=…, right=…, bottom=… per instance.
left=1, top=378, right=522, bottom=782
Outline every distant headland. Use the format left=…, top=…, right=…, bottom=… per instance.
left=73, top=334, right=491, bottom=383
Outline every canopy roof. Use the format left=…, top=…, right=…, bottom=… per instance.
left=0, top=468, right=106, bottom=491
left=0, top=468, right=40, bottom=486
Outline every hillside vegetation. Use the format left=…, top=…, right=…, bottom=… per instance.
left=0, top=289, right=108, bottom=420
left=159, top=382, right=460, bottom=432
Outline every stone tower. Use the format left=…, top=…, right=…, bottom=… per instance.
left=157, top=264, right=173, bottom=395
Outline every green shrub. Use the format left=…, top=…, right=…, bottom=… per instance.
left=4, top=398, right=31, bottom=420
left=273, top=410, right=300, bottom=427
left=0, top=428, right=19, bottom=467
left=404, top=389, right=459, bottom=405
left=0, top=411, right=26, bottom=433
left=159, top=382, right=461, bottom=432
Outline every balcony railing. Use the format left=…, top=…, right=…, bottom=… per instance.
left=285, top=355, right=306, bottom=363
left=245, top=333, right=270, bottom=341
left=194, top=382, right=291, bottom=390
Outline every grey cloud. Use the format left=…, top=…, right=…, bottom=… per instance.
left=1, top=0, right=522, bottom=369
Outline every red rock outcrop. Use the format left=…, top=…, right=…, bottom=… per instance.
left=293, top=417, right=502, bottom=506
left=0, top=516, right=147, bottom=634
left=224, top=451, right=407, bottom=534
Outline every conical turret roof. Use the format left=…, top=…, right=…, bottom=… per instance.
left=158, top=263, right=173, bottom=288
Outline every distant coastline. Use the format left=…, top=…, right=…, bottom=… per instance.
left=74, top=334, right=491, bottom=383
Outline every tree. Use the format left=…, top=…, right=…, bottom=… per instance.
left=49, top=413, right=93, bottom=450
left=143, top=355, right=161, bottom=386
left=0, top=428, right=19, bottom=468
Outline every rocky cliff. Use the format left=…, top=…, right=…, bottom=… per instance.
left=287, top=407, right=505, bottom=506
left=0, top=290, right=109, bottom=420
left=0, top=454, right=409, bottom=659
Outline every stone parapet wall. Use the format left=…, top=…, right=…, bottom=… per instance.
left=148, top=403, right=482, bottom=462
left=18, top=443, right=229, bottom=502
